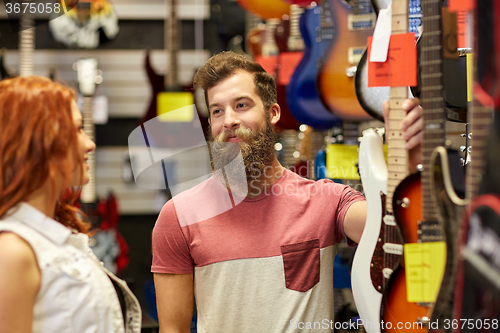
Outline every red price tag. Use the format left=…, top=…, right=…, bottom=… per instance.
left=448, top=0, right=474, bottom=12
left=367, top=33, right=417, bottom=87
left=277, top=51, right=303, bottom=85
left=255, top=55, right=278, bottom=76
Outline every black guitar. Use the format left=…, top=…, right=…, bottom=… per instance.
left=141, top=0, right=209, bottom=151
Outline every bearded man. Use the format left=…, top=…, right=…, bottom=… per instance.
left=151, top=51, right=423, bottom=333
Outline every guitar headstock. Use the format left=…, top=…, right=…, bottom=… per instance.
left=74, top=57, right=103, bottom=97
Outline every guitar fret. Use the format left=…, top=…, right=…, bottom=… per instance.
left=422, top=45, right=443, bottom=52
left=422, top=73, right=443, bottom=79
left=422, top=30, right=441, bottom=37
left=422, top=59, right=442, bottom=65
left=388, top=177, right=406, bottom=183
left=387, top=160, right=407, bottom=165
left=421, top=86, right=444, bottom=92
left=420, top=97, right=444, bottom=103
left=388, top=166, right=409, bottom=173
left=422, top=14, right=442, bottom=21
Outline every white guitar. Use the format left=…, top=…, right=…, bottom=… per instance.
left=351, top=1, right=412, bottom=330
left=351, top=129, right=388, bottom=333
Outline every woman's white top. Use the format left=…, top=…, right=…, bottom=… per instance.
left=0, top=202, right=142, bottom=333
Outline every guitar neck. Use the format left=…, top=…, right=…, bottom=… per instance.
left=386, top=0, right=409, bottom=214
left=81, top=96, right=96, bottom=203
left=287, top=4, right=304, bottom=52
left=165, top=0, right=178, bottom=88
left=262, top=19, right=280, bottom=57
left=421, top=0, right=446, bottom=222
left=19, top=10, right=35, bottom=77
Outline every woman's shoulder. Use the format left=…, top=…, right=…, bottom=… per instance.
left=0, top=232, right=39, bottom=270
left=0, top=232, right=41, bottom=288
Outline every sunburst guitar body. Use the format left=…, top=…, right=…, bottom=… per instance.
left=382, top=172, right=432, bottom=332
left=317, top=0, right=375, bottom=121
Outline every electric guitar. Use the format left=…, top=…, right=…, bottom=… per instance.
left=246, top=22, right=267, bottom=59
left=75, top=57, right=104, bottom=229
left=142, top=0, right=205, bottom=150
left=285, top=1, right=342, bottom=130
left=317, top=0, right=376, bottom=121
left=75, top=58, right=129, bottom=273
left=411, top=6, right=468, bottom=123
left=382, top=1, right=450, bottom=331
left=274, top=5, right=303, bottom=131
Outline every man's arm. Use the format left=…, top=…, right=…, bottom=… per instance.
left=154, top=273, right=194, bottom=333
left=343, top=201, right=367, bottom=244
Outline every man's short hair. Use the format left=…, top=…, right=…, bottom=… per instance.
left=193, top=51, right=277, bottom=113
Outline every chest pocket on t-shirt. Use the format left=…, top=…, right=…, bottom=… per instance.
left=281, top=239, right=320, bottom=292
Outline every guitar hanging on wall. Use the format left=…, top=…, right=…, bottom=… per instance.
left=142, top=0, right=207, bottom=148
left=74, top=57, right=104, bottom=229
left=317, top=0, right=376, bottom=121
left=285, top=1, right=342, bottom=130
left=274, top=5, right=303, bottom=131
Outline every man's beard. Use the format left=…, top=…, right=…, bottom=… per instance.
left=209, top=115, right=276, bottom=185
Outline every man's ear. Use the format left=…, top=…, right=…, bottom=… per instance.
left=270, top=103, right=281, bottom=126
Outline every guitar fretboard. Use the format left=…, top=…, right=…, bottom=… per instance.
left=262, top=19, right=280, bottom=57
left=81, top=96, right=96, bottom=203
left=19, top=7, right=35, bottom=77
left=165, top=0, right=178, bottom=88
left=386, top=0, right=409, bottom=214
left=421, top=0, right=446, bottom=223
left=287, top=4, right=304, bottom=52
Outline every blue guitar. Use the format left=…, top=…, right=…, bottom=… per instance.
left=286, top=3, right=342, bottom=130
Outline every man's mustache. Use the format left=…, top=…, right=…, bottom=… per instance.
left=214, top=127, right=254, bottom=143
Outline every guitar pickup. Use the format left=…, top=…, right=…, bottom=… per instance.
left=348, top=13, right=376, bottom=31
left=417, top=221, right=444, bottom=242
left=383, top=243, right=404, bottom=255
left=348, top=47, right=365, bottom=65
left=383, top=214, right=397, bottom=226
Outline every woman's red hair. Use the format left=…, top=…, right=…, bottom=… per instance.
left=0, top=76, right=88, bottom=232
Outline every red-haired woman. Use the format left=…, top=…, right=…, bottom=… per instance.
left=0, top=76, right=141, bottom=332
